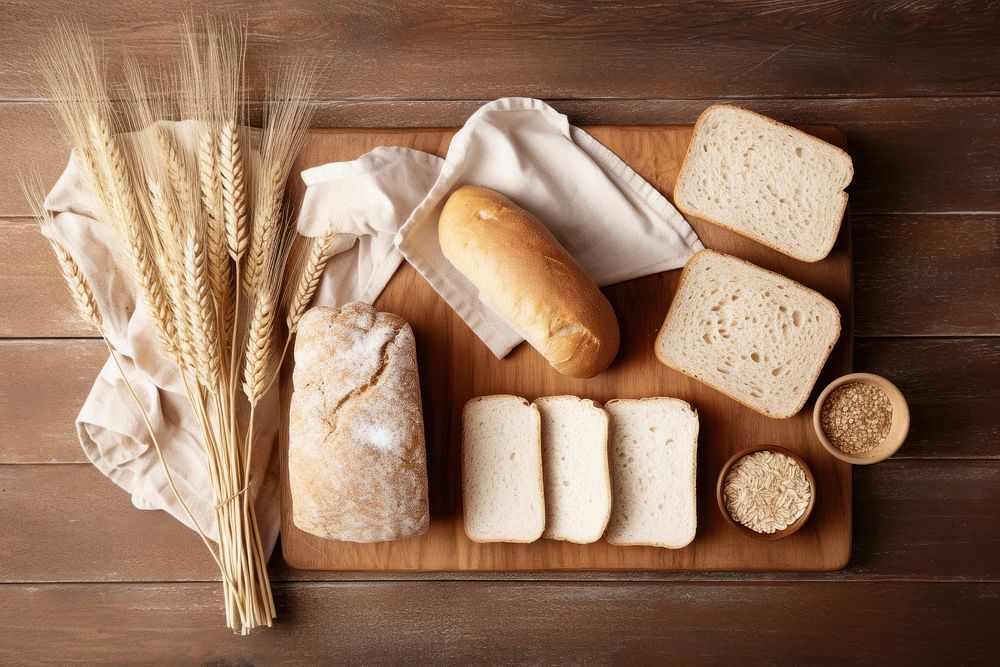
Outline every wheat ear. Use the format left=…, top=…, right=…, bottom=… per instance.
left=286, top=227, right=337, bottom=333
left=242, top=288, right=276, bottom=405
left=89, top=115, right=180, bottom=359
left=183, top=229, right=223, bottom=388
left=198, top=125, right=233, bottom=335
left=242, top=159, right=283, bottom=296
left=219, top=120, right=248, bottom=260
left=198, top=126, right=223, bottom=219
left=49, top=239, right=102, bottom=330
left=154, top=124, right=194, bottom=206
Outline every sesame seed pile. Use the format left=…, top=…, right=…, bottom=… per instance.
left=820, top=382, right=893, bottom=455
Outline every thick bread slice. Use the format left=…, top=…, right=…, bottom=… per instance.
left=535, top=396, right=612, bottom=544
left=655, top=250, right=840, bottom=419
left=604, top=398, right=699, bottom=549
left=462, top=395, right=545, bottom=543
left=674, top=105, right=853, bottom=263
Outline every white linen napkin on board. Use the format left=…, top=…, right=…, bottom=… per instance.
left=396, top=97, right=704, bottom=358
left=41, top=123, right=438, bottom=555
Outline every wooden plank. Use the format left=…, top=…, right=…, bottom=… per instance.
left=2, top=338, right=994, bottom=466
left=3, top=1, right=1000, bottom=100
left=1, top=581, right=998, bottom=663
left=0, top=464, right=219, bottom=582
left=855, top=214, right=1000, bottom=336
left=4, top=98, right=1000, bottom=217
left=0, top=340, right=103, bottom=463
left=4, top=460, right=997, bottom=583
left=0, top=218, right=89, bottom=338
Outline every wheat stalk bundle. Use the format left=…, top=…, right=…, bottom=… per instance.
left=33, top=18, right=334, bottom=634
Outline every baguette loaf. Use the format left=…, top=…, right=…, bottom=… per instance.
left=655, top=250, right=840, bottom=419
left=289, top=302, right=429, bottom=542
left=462, top=395, right=545, bottom=543
left=439, top=185, right=620, bottom=378
left=604, top=398, right=699, bottom=549
left=674, top=105, right=853, bottom=262
left=535, top=396, right=611, bottom=544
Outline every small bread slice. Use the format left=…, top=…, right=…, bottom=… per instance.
left=462, top=395, right=545, bottom=543
left=535, top=396, right=612, bottom=544
left=604, top=398, right=699, bottom=549
left=674, top=104, right=853, bottom=263
left=655, top=250, right=840, bottom=419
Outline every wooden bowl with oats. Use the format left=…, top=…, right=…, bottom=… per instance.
left=716, top=446, right=816, bottom=541
left=813, top=373, right=910, bottom=465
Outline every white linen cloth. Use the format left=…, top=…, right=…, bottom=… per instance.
left=42, top=99, right=701, bottom=549
left=396, top=97, right=704, bottom=357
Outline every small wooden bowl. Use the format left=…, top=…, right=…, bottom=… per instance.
left=813, top=373, right=910, bottom=465
left=716, top=445, right=816, bottom=541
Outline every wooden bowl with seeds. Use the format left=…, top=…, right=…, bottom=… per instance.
left=813, top=372, right=910, bottom=465
left=716, top=446, right=816, bottom=541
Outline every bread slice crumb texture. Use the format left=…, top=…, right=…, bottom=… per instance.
left=604, top=398, right=699, bottom=549
left=675, top=105, right=853, bottom=262
left=462, top=395, right=545, bottom=543
left=535, top=396, right=611, bottom=544
left=655, top=250, right=840, bottom=419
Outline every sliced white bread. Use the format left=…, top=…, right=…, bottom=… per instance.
left=604, top=398, right=699, bottom=548
left=462, top=395, right=545, bottom=543
left=534, top=396, right=612, bottom=544
left=674, top=104, right=854, bottom=263
left=655, top=250, right=840, bottom=419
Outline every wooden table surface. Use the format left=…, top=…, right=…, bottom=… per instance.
left=1, top=1, right=998, bottom=663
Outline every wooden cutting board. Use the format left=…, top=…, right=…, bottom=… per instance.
left=280, top=124, right=853, bottom=571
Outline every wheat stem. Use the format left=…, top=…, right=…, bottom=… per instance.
left=102, top=335, right=232, bottom=574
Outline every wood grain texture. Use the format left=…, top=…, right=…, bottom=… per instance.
left=0, top=218, right=84, bottom=337
left=3, top=460, right=997, bottom=583
left=855, top=214, right=1000, bottom=336
left=6, top=97, right=1000, bottom=217
left=279, top=124, right=854, bottom=571
left=2, top=581, right=999, bottom=664
left=0, top=340, right=104, bottom=463
left=3, top=1, right=1000, bottom=100
left=0, top=464, right=219, bottom=582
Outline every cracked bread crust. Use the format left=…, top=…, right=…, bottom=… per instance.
left=289, top=302, right=430, bottom=542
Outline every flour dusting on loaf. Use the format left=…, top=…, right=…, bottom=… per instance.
left=289, top=302, right=429, bottom=542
